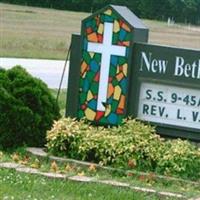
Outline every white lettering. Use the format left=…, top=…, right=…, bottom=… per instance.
left=140, top=52, right=151, bottom=72
left=174, top=56, right=184, bottom=76
left=140, top=52, right=168, bottom=74
left=174, top=57, right=200, bottom=79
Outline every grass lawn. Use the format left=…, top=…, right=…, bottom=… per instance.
left=0, top=168, right=162, bottom=200
left=1, top=3, right=200, bottom=60
left=0, top=148, right=199, bottom=199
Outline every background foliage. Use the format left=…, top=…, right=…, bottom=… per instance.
left=0, top=0, right=200, bottom=24
left=47, top=118, right=200, bottom=180
left=0, top=66, right=60, bottom=149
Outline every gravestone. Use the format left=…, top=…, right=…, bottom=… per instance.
left=66, top=5, right=200, bottom=141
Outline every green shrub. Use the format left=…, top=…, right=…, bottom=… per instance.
left=156, top=139, right=200, bottom=179
left=0, top=66, right=60, bottom=149
left=46, top=118, right=200, bottom=180
left=47, top=118, right=163, bottom=171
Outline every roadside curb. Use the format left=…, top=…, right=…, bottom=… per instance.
left=27, top=147, right=200, bottom=186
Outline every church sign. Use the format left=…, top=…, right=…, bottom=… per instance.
left=66, top=5, right=200, bottom=141
left=128, top=43, right=200, bottom=140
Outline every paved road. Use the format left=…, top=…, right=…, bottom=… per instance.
left=0, top=57, right=69, bottom=88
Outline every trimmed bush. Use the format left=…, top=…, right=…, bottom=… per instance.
left=0, top=66, right=60, bottom=149
left=46, top=118, right=200, bottom=180
left=156, top=139, right=200, bottom=179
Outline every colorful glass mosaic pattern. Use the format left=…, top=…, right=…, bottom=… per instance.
left=78, top=8, right=132, bottom=125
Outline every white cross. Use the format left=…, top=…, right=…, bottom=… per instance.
left=87, top=22, right=126, bottom=111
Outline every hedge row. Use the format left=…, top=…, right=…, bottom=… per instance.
left=46, top=118, right=200, bottom=180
